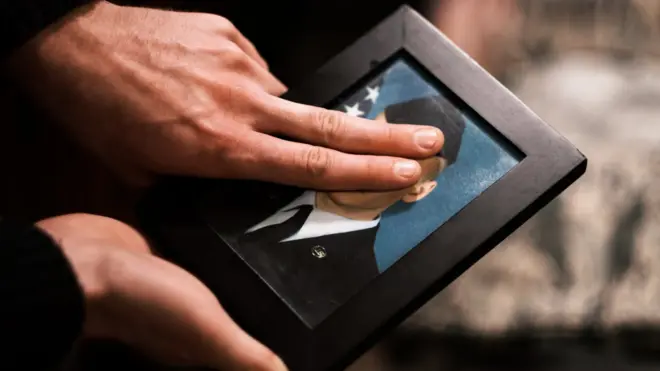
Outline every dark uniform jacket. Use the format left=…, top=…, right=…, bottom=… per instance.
left=199, top=181, right=380, bottom=327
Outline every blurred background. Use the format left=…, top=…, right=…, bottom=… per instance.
left=1, top=0, right=659, bottom=370
left=349, top=0, right=660, bottom=370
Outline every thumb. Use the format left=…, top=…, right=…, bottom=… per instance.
left=93, top=248, right=288, bottom=371
left=201, top=306, right=288, bottom=371
left=150, top=257, right=288, bottom=370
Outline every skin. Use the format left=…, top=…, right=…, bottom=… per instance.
left=37, top=214, right=286, bottom=371
left=316, top=112, right=446, bottom=221
left=9, top=1, right=444, bottom=191
left=6, top=2, right=448, bottom=368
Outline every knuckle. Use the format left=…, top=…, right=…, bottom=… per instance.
left=220, top=45, right=249, bottom=68
left=210, top=15, right=238, bottom=35
left=315, top=110, right=346, bottom=145
left=217, top=17, right=238, bottom=35
left=300, top=146, right=332, bottom=179
left=382, top=124, right=397, bottom=144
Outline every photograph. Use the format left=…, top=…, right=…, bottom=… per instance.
left=217, top=58, right=522, bottom=328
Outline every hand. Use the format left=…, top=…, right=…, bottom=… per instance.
left=36, top=214, right=287, bottom=371
left=9, top=1, right=444, bottom=191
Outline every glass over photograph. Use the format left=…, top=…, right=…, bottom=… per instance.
left=222, top=58, right=522, bottom=328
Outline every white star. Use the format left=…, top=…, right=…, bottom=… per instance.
left=364, top=85, right=380, bottom=103
left=344, top=103, right=364, bottom=117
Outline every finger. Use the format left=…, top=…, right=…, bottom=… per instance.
left=220, top=45, right=287, bottom=96
left=236, top=133, right=422, bottom=190
left=229, top=29, right=270, bottom=70
left=155, top=259, right=288, bottom=371
left=257, top=97, right=444, bottom=158
left=241, top=57, right=287, bottom=96
left=106, top=249, right=287, bottom=370
left=216, top=17, right=270, bottom=70
left=205, top=309, right=288, bottom=371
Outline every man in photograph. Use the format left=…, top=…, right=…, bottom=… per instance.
left=221, top=95, right=466, bottom=326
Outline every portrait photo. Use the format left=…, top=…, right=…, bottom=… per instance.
left=210, top=58, right=522, bottom=328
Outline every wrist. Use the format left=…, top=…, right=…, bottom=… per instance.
left=7, top=1, right=109, bottom=84
left=35, top=218, right=113, bottom=339
left=0, top=0, right=98, bottom=60
left=6, top=0, right=101, bottom=59
left=0, top=220, right=87, bottom=367
left=34, top=213, right=153, bottom=341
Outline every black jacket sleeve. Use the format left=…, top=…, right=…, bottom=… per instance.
left=0, top=0, right=92, bottom=59
left=0, top=220, right=85, bottom=370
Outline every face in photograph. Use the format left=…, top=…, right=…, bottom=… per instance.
left=324, top=95, right=465, bottom=222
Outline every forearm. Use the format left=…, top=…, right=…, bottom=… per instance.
left=0, top=0, right=92, bottom=59
left=0, top=219, right=85, bottom=369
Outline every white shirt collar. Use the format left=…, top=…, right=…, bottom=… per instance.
left=283, top=190, right=316, bottom=210
left=248, top=191, right=380, bottom=242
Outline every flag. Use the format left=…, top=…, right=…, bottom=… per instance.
left=332, top=73, right=385, bottom=119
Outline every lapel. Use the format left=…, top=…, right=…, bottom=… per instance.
left=196, top=179, right=305, bottom=238
left=279, top=224, right=380, bottom=253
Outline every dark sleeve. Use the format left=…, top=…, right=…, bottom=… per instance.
left=0, top=220, right=85, bottom=370
left=0, top=0, right=92, bottom=59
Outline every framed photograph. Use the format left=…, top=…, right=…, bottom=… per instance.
left=139, top=6, right=586, bottom=371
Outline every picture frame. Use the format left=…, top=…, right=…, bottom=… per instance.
left=138, top=5, right=587, bottom=371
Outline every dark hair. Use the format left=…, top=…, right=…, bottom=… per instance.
left=384, top=95, right=466, bottom=166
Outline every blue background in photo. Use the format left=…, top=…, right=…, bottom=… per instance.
left=366, top=60, right=521, bottom=272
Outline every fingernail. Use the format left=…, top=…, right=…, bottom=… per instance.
left=394, top=161, right=419, bottom=178
left=414, top=129, right=440, bottom=150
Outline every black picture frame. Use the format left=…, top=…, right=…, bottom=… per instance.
left=138, top=6, right=586, bottom=371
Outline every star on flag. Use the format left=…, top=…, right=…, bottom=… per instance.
left=365, top=85, right=380, bottom=103
left=344, top=103, right=364, bottom=117
left=335, top=74, right=385, bottom=118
